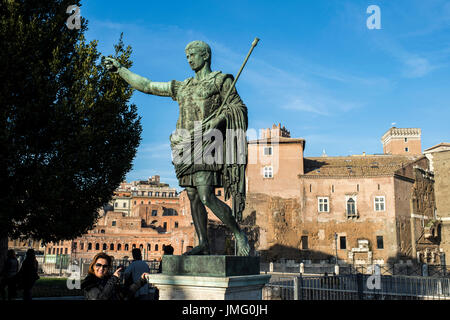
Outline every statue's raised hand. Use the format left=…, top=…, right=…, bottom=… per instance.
left=103, top=57, right=122, bottom=73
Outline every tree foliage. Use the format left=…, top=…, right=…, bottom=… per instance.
left=0, top=0, right=142, bottom=243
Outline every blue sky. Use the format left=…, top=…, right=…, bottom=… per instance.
left=81, top=0, right=450, bottom=189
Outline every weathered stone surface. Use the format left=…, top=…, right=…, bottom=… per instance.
left=146, top=274, right=271, bottom=300
left=162, top=255, right=260, bottom=277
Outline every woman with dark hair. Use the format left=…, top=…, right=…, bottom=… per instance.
left=17, top=249, right=39, bottom=301
left=81, top=253, right=149, bottom=300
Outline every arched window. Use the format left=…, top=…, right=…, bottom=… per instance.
left=155, top=244, right=159, bottom=251
left=95, top=243, right=100, bottom=250
left=103, top=243, right=107, bottom=251
left=347, top=198, right=356, bottom=216
left=110, top=243, right=114, bottom=251
left=132, top=244, right=136, bottom=249
left=88, top=243, right=92, bottom=251
left=147, top=244, right=151, bottom=251
left=139, top=244, right=143, bottom=250
left=125, top=244, right=129, bottom=251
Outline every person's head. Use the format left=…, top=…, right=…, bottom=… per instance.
left=88, top=253, right=113, bottom=279
left=163, top=244, right=174, bottom=255
left=132, top=248, right=142, bottom=260
left=7, top=249, right=16, bottom=259
left=25, top=249, right=35, bottom=260
left=185, top=40, right=211, bottom=71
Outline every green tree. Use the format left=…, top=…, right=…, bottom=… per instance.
left=0, top=0, right=142, bottom=268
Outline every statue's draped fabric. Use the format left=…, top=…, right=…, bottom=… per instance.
left=168, top=71, right=248, bottom=222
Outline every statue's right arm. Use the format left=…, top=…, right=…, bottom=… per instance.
left=117, top=67, right=172, bottom=97
left=103, top=57, right=173, bottom=97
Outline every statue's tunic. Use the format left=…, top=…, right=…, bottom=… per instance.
left=168, top=71, right=246, bottom=188
left=147, top=70, right=248, bottom=220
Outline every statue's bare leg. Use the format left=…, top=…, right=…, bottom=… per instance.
left=197, top=185, right=250, bottom=256
left=184, top=187, right=210, bottom=255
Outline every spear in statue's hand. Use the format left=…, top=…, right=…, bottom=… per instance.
left=218, top=37, right=260, bottom=113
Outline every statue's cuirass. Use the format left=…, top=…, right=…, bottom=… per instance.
left=175, top=71, right=223, bottom=131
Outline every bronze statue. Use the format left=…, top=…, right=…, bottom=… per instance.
left=104, top=40, right=258, bottom=256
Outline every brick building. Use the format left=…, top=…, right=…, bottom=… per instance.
left=243, top=125, right=440, bottom=266
left=381, top=127, right=422, bottom=155
left=44, top=176, right=195, bottom=261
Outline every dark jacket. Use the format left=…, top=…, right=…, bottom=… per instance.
left=81, top=273, right=148, bottom=300
left=17, top=259, right=39, bottom=289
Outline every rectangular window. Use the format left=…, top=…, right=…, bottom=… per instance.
left=263, top=166, right=273, bottom=178
left=318, top=197, right=329, bottom=212
left=339, top=236, right=347, bottom=250
left=404, top=138, right=408, bottom=142
left=405, top=147, right=409, bottom=152
left=123, top=202, right=127, bottom=208
left=151, top=210, right=158, bottom=216
left=114, top=202, right=118, bottom=208
left=301, top=236, right=308, bottom=249
left=374, top=196, right=385, bottom=211
left=377, top=236, right=384, bottom=249
left=112, top=221, right=116, bottom=227
left=264, top=146, right=273, bottom=156
left=175, top=222, right=179, bottom=228
left=163, top=222, right=167, bottom=230
left=162, top=192, right=167, bottom=197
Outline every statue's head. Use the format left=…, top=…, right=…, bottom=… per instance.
left=185, top=40, right=211, bottom=71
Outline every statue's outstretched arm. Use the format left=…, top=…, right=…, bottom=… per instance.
left=103, top=57, right=172, bottom=97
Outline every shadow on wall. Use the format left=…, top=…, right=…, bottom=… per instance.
left=207, top=210, right=260, bottom=256
left=259, top=244, right=338, bottom=263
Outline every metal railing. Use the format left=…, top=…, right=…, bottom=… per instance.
left=260, top=261, right=450, bottom=277
left=36, top=255, right=160, bottom=278
left=263, top=274, right=450, bottom=300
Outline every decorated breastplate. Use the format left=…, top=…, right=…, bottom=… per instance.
left=176, top=72, right=222, bottom=131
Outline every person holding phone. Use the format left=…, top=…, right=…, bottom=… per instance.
left=81, top=253, right=149, bottom=300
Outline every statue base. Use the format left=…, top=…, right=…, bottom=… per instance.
left=146, top=255, right=271, bottom=300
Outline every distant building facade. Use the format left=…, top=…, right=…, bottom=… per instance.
left=44, top=176, right=195, bottom=261
left=243, top=125, right=440, bottom=266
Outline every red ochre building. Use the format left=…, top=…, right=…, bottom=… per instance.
left=244, top=124, right=442, bottom=266
left=44, top=176, right=196, bottom=261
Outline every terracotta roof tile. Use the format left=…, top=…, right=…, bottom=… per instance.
left=302, top=155, right=422, bottom=177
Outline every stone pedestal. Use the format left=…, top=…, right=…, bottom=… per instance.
left=146, top=256, right=271, bottom=300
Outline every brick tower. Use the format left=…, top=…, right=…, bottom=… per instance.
left=381, top=127, right=422, bottom=155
